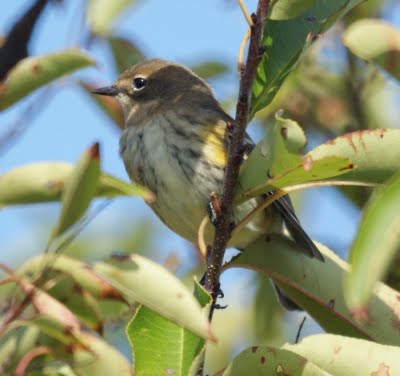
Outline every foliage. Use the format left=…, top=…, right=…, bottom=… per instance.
left=1, top=0, right=400, bottom=375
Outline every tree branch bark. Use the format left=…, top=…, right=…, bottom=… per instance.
left=203, top=0, right=269, bottom=318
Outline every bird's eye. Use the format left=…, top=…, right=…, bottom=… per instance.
left=133, top=77, right=147, bottom=91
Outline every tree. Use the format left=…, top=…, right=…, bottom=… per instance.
left=1, top=0, right=400, bottom=375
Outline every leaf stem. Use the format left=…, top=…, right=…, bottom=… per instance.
left=237, top=0, right=254, bottom=26
left=232, top=180, right=378, bottom=237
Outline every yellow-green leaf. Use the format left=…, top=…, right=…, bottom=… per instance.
left=52, top=143, right=101, bottom=239
left=87, top=0, right=138, bottom=36
left=0, top=49, right=95, bottom=111
left=345, top=171, right=400, bottom=313
left=0, top=162, right=154, bottom=206
left=343, top=19, right=400, bottom=80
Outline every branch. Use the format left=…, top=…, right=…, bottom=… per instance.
left=203, top=0, right=269, bottom=318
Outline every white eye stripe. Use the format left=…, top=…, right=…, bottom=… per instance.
left=133, top=77, right=147, bottom=91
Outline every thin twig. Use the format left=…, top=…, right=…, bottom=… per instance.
left=237, top=28, right=251, bottom=77
left=203, top=0, right=269, bottom=318
left=237, top=0, right=254, bottom=26
left=295, top=316, right=306, bottom=344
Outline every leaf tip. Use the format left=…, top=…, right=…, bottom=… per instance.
left=89, top=142, right=101, bottom=160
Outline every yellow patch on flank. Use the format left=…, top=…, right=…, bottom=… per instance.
left=200, top=124, right=227, bottom=167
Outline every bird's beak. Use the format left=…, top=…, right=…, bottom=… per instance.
left=92, top=85, right=119, bottom=96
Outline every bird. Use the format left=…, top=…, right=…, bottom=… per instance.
left=93, top=59, right=324, bottom=310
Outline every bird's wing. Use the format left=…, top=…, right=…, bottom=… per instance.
left=242, top=133, right=324, bottom=262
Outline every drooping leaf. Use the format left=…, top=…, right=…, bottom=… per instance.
left=237, top=116, right=353, bottom=201
left=238, top=128, right=400, bottom=201
left=17, top=254, right=123, bottom=301
left=52, top=143, right=101, bottom=239
left=0, top=162, right=154, bottom=206
left=283, top=334, right=400, bottom=375
left=221, top=345, right=329, bottom=376
left=343, top=19, right=400, bottom=80
left=250, top=0, right=365, bottom=118
left=87, top=0, right=138, bottom=36
left=69, top=332, right=132, bottom=375
left=224, top=235, right=400, bottom=346
left=94, top=254, right=214, bottom=341
left=191, top=61, right=229, bottom=80
left=345, top=171, right=400, bottom=313
left=0, top=49, right=95, bottom=111
left=108, top=35, right=144, bottom=74
left=309, top=129, right=400, bottom=184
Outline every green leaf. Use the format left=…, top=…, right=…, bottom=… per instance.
left=17, top=254, right=122, bottom=300
left=67, top=332, right=132, bottom=375
left=237, top=116, right=352, bottom=201
left=269, top=0, right=317, bottom=20
left=87, top=0, right=138, bottom=36
left=191, top=61, right=229, bottom=80
left=309, top=129, right=400, bottom=184
left=221, top=345, right=329, bottom=376
left=0, top=325, right=40, bottom=372
left=126, top=282, right=210, bottom=376
left=0, top=162, right=154, bottom=207
left=250, top=0, right=364, bottom=117
left=283, top=334, right=400, bottom=376
left=127, top=306, right=205, bottom=376
left=52, top=143, right=101, bottom=239
left=224, top=235, right=400, bottom=346
left=345, top=171, right=400, bottom=312
left=237, top=128, right=400, bottom=201
left=93, top=254, right=214, bottom=341
left=108, top=36, right=144, bottom=74
left=0, top=49, right=95, bottom=111
left=343, top=19, right=400, bottom=80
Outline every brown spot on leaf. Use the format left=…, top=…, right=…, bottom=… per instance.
left=280, top=127, right=288, bottom=139
left=251, top=346, right=258, bottom=353
left=260, top=356, right=266, bottom=364
left=343, top=132, right=357, bottom=153
left=371, top=363, right=390, bottom=376
left=176, top=292, right=183, bottom=299
left=351, top=306, right=370, bottom=324
left=396, top=294, right=400, bottom=302
left=339, top=163, right=354, bottom=171
left=46, top=180, right=64, bottom=192
left=302, top=155, right=313, bottom=172
left=32, top=63, right=41, bottom=74
left=333, top=345, right=341, bottom=354
left=110, top=252, right=130, bottom=261
left=328, top=299, right=335, bottom=309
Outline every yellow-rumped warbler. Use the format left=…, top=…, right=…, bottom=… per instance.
left=93, top=59, right=324, bottom=310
